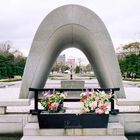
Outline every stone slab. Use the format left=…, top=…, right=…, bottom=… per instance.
left=120, top=114, right=140, bottom=122
left=61, top=80, right=84, bottom=98
left=28, top=115, right=38, bottom=123
left=61, top=80, right=85, bottom=89
left=23, top=122, right=124, bottom=136
left=0, top=99, right=30, bottom=106
left=21, top=136, right=128, bottom=140
left=107, top=123, right=124, bottom=136
left=109, top=115, right=119, bottom=122
left=117, top=99, right=140, bottom=106
left=0, top=114, right=28, bottom=123
left=0, top=114, right=29, bottom=134
left=124, top=122, right=140, bottom=134
left=0, top=123, right=22, bottom=134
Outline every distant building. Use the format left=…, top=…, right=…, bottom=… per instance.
left=66, top=57, right=76, bottom=68
left=56, top=54, right=66, bottom=64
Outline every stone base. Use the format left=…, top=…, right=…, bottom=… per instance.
left=21, top=136, right=128, bottom=140
left=21, top=121, right=127, bottom=140
left=23, top=123, right=124, bottom=136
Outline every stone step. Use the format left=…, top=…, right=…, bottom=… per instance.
left=21, top=136, right=128, bottom=140
left=0, top=99, right=30, bottom=106
left=23, top=122, right=124, bottom=136
left=0, top=99, right=31, bottom=114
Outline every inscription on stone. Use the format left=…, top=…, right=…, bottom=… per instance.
left=61, top=80, right=84, bottom=98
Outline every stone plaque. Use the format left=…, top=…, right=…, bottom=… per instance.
left=61, top=80, right=84, bottom=98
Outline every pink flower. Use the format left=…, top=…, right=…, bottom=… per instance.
left=49, top=102, right=59, bottom=111
left=95, top=108, right=104, bottom=114
left=80, top=91, right=112, bottom=114
left=95, top=97, right=100, bottom=102
left=100, top=104, right=107, bottom=110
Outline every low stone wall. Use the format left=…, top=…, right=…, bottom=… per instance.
left=118, top=114, right=140, bottom=134
left=0, top=114, right=28, bottom=134
left=0, top=99, right=30, bottom=114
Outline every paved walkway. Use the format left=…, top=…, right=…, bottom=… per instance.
left=0, top=87, right=139, bottom=113
left=0, top=80, right=140, bottom=113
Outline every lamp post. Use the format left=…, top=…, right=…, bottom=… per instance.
left=70, top=65, right=73, bottom=80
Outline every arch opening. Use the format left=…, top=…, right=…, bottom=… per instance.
left=19, top=5, right=125, bottom=98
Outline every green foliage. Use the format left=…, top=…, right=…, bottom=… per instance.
left=0, top=134, right=22, bottom=140
left=85, top=64, right=93, bottom=72
left=0, top=41, right=26, bottom=79
left=122, top=42, right=140, bottom=54
left=40, top=92, right=66, bottom=112
left=118, top=42, right=140, bottom=78
left=81, top=64, right=93, bottom=73
left=14, top=56, right=26, bottom=76
left=75, top=66, right=81, bottom=73
left=52, top=63, right=69, bottom=73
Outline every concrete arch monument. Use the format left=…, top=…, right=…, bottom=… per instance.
left=19, top=5, right=125, bottom=98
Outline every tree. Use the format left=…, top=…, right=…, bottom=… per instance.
left=117, top=42, right=140, bottom=78
left=14, top=56, right=26, bottom=77
left=52, top=63, right=69, bottom=73
left=0, top=41, right=26, bottom=79
left=85, top=64, right=92, bottom=72
left=117, top=42, right=140, bottom=58
left=75, top=66, right=81, bottom=73
left=82, top=64, right=93, bottom=73
left=122, top=42, right=140, bottom=54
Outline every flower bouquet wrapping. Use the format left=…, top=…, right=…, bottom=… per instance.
left=40, top=91, right=66, bottom=113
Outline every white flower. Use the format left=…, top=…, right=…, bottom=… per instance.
left=60, top=93, right=66, bottom=98
left=89, top=101, right=97, bottom=108
left=83, top=106, right=90, bottom=112
left=80, top=90, right=112, bottom=114
left=80, top=92, right=86, bottom=97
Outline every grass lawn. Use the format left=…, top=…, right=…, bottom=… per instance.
left=0, top=134, right=22, bottom=140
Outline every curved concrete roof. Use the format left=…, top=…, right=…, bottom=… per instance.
left=19, top=5, right=125, bottom=98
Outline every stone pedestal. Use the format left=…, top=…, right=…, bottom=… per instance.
left=61, top=80, right=84, bottom=98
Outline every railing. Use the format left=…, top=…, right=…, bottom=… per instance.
left=29, top=87, right=120, bottom=115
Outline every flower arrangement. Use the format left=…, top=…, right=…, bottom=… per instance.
left=40, top=91, right=66, bottom=113
left=80, top=90, right=112, bottom=114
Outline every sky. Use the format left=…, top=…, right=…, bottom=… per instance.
left=0, top=0, right=140, bottom=65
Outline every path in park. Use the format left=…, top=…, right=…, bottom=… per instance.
left=0, top=78, right=140, bottom=98
left=0, top=78, right=140, bottom=113
left=0, top=79, right=139, bottom=140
